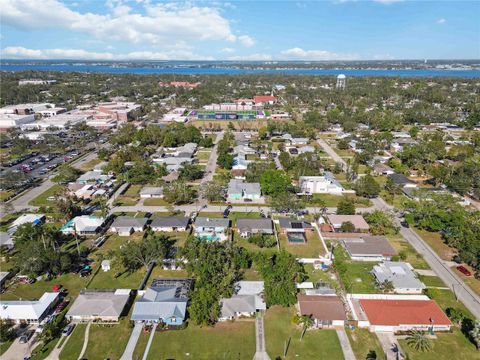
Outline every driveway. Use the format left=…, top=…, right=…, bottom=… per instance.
left=376, top=332, right=403, bottom=360
left=336, top=329, right=356, bottom=360
left=316, top=138, right=347, bottom=170
left=253, top=314, right=270, bottom=360
left=120, top=322, right=143, bottom=360
left=2, top=328, right=39, bottom=360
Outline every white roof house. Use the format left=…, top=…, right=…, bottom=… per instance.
left=0, top=292, right=60, bottom=324
left=372, top=261, right=426, bottom=294
left=299, top=173, right=346, bottom=195
left=62, top=216, right=105, bottom=235
left=140, top=187, right=164, bottom=198
left=219, top=281, right=266, bottom=321
left=8, top=213, right=45, bottom=235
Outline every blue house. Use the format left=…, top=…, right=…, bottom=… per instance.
left=131, top=279, right=191, bottom=325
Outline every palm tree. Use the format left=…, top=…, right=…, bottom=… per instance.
left=297, top=315, right=314, bottom=341
left=406, top=330, right=432, bottom=352
left=378, top=280, right=395, bottom=294
left=366, top=350, right=377, bottom=360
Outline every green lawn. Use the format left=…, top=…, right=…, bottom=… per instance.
left=265, top=306, right=344, bottom=360
left=87, top=266, right=147, bottom=290
left=83, top=308, right=134, bottom=360
left=305, top=194, right=372, bottom=208
left=415, top=228, right=456, bottom=261
left=228, top=211, right=261, bottom=225
left=146, top=320, right=256, bottom=360
left=146, top=268, right=189, bottom=287
left=143, top=198, right=169, bottom=206
left=304, top=264, right=338, bottom=289
left=59, top=324, right=86, bottom=360
left=399, top=328, right=478, bottom=360
left=388, top=234, right=430, bottom=270
left=28, top=184, right=64, bottom=206
left=1, top=272, right=90, bottom=302
left=346, top=328, right=385, bottom=360
left=278, top=227, right=326, bottom=258
left=79, top=158, right=101, bottom=172
left=196, top=150, right=212, bottom=161
left=341, top=261, right=377, bottom=293
left=132, top=330, right=150, bottom=360
left=0, top=190, right=14, bottom=201
left=418, top=275, right=447, bottom=288
left=0, top=341, right=13, bottom=356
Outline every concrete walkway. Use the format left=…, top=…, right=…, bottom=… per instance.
left=77, top=321, right=91, bottom=360
left=141, top=323, right=157, bottom=360
left=377, top=332, right=403, bottom=360
left=45, top=329, right=75, bottom=360
left=253, top=315, right=271, bottom=360
left=120, top=322, right=143, bottom=360
left=336, top=329, right=356, bottom=360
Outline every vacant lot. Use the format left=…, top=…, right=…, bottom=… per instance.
left=416, top=229, right=456, bottom=261
left=146, top=320, right=256, bottom=360
left=388, top=234, right=430, bottom=269
left=265, top=306, right=343, bottom=360
left=28, top=184, right=63, bottom=206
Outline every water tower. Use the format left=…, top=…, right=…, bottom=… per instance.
left=336, top=74, right=346, bottom=90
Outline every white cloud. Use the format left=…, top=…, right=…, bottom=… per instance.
left=227, top=53, right=273, bottom=61
left=1, top=46, right=215, bottom=60
left=437, top=18, right=446, bottom=24
left=280, top=47, right=357, bottom=60
left=1, top=0, right=247, bottom=46
left=238, top=35, right=255, bottom=47
left=221, top=47, right=235, bottom=53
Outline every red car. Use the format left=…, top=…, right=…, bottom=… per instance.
left=54, top=300, right=68, bottom=315
left=51, top=284, right=62, bottom=292
left=456, top=265, right=472, bottom=276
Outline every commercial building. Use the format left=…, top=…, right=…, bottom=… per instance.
left=0, top=113, right=36, bottom=131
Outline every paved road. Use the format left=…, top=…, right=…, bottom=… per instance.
left=316, top=138, right=347, bottom=170
left=336, top=329, right=356, bottom=360
left=376, top=332, right=403, bottom=360
left=253, top=315, right=271, bottom=360
left=200, top=131, right=224, bottom=186
left=141, top=323, right=157, bottom=360
left=5, top=150, right=99, bottom=214
left=369, top=197, right=480, bottom=319
left=120, top=322, right=143, bottom=360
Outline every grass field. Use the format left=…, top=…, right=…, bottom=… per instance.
left=415, top=229, right=456, bottom=261
left=388, top=234, right=430, bottom=269
left=306, top=194, right=372, bottom=208
left=346, top=328, right=385, bottom=360
left=78, top=158, right=101, bottom=172
left=82, top=310, right=134, bottom=360
left=418, top=275, right=447, bottom=288
left=28, top=184, right=63, bottom=206
left=143, top=198, right=169, bottom=206
left=452, top=267, right=480, bottom=296
left=399, top=328, right=478, bottom=360
left=265, top=306, right=344, bottom=360
left=0, top=341, right=13, bottom=356
left=278, top=227, right=326, bottom=258
left=146, top=320, right=256, bottom=360
left=196, top=150, right=211, bottom=161
left=303, top=264, right=338, bottom=289
left=59, top=324, right=86, bottom=360
left=0, top=190, right=14, bottom=201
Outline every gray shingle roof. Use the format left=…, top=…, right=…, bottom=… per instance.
left=195, top=217, right=230, bottom=228
left=67, top=290, right=130, bottom=318
left=372, top=261, right=426, bottom=290
left=342, top=236, right=397, bottom=257
left=151, top=217, right=190, bottom=229
left=236, top=218, right=273, bottom=233
left=111, top=216, right=148, bottom=229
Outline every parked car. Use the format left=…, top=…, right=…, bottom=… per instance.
left=51, top=284, right=62, bottom=292
left=19, top=330, right=34, bottom=344
left=456, top=265, right=472, bottom=276
left=62, top=324, right=75, bottom=336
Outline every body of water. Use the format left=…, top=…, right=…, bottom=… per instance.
left=1, top=64, right=480, bottom=77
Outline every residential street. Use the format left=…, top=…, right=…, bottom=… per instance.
left=316, top=138, right=347, bottom=170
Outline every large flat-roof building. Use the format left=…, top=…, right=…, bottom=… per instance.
left=0, top=292, right=60, bottom=324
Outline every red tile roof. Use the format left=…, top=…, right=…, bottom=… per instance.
left=359, top=299, right=451, bottom=326
left=254, top=95, right=276, bottom=103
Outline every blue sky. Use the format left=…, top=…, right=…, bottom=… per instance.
left=1, top=0, right=479, bottom=60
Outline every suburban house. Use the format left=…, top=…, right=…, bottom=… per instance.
left=77, top=171, right=113, bottom=184
left=194, top=217, right=230, bottom=241
left=326, top=214, right=370, bottom=233
left=387, top=173, right=417, bottom=188
left=298, top=173, right=346, bottom=195
left=67, top=289, right=132, bottom=322
left=236, top=218, right=274, bottom=238
left=61, top=215, right=106, bottom=236
left=0, top=292, right=60, bottom=324
left=219, top=281, right=266, bottom=321
left=373, top=163, right=395, bottom=176
left=227, top=179, right=261, bottom=202
left=131, top=279, right=192, bottom=325
left=151, top=217, right=190, bottom=232
left=8, top=213, right=45, bottom=235
left=139, top=187, right=164, bottom=199
left=282, top=134, right=309, bottom=146
left=297, top=294, right=347, bottom=328
left=341, top=236, right=397, bottom=261
left=110, top=216, right=148, bottom=236
left=297, top=145, right=316, bottom=154
left=233, top=145, right=255, bottom=156
left=0, top=232, right=14, bottom=250
left=278, top=218, right=313, bottom=244
left=372, top=261, right=426, bottom=294
left=347, top=294, right=451, bottom=332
